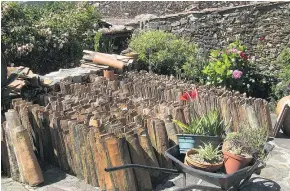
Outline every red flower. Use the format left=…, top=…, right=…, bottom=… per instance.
left=259, top=36, right=264, bottom=41
left=180, top=89, right=198, bottom=101
left=240, top=52, right=248, bottom=60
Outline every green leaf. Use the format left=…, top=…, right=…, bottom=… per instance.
left=172, top=119, right=189, bottom=131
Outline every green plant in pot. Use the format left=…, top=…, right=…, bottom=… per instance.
left=222, top=126, right=269, bottom=174
left=173, top=89, right=227, bottom=153
left=185, top=142, right=223, bottom=172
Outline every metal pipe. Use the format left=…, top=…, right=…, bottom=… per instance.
left=105, top=164, right=180, bottom=174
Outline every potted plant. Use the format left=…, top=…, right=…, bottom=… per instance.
left=184, top=142, right=223, bottom=172
left=222, top=126, right=268, bottom=174
left=173, top=89, right=227, bottom=153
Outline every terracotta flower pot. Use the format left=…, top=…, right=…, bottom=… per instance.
left=103, top=70, right=115, bottom=81
left=223, top=150, right=253, bottom=174
left=184, top=149, right=223, bottom=172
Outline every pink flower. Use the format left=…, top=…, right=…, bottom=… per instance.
left=259, top=36, right=264, bottom=41
left=231, top=48, right=238, bottom=53
left=240, top=52, right=248, bottom=60
left=232, top=70, right=243, bottom=79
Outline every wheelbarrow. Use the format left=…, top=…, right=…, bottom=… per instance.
left=105, top=145, right=269, bottom=191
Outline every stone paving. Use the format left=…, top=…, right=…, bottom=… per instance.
left=1, top=166, right=97, bottom=191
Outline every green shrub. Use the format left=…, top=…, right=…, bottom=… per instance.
left=1, top=2, right=101, bottom=74
left=202, top=41, right=272, bottom=98
left=273, top=48, right=290, bottom=99
left=129, top=30, right=198, bottom=75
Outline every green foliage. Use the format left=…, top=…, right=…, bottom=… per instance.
left=129, top=30, right=198, bottom=75
left=173, top=110, right=225, bottom=136
left=273, top=48, right=290, bottom=99
left=182, top=50, right=208, bottom=82
left=225, top=125, right=268, bottom=158
left=94, top=32, right=102, bottom=51
left=1, top=2, right=101, bottom=74
left=202, top=40, right=271, bottom=98
left=195, top=142, right=222, bottom=164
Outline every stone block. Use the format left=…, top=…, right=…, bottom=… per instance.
left=171, top=21, right=180, bottom=27
left=72, top=75, right=82, bottom=83
left=180, top=18, right=188, bottom=25
left=159, top=25, right=171, bottom=31
left=148, top=22, right=159, bottom=29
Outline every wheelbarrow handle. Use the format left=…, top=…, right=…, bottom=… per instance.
left=254, top=160, right=266, bottom=173
left=105, top=164, right=180, bottom=174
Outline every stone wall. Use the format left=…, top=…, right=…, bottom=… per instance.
left=127, top=2, right=290, bottom=75
left=95, top=1, right=253, bottom=18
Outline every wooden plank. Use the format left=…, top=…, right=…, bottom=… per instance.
left=39, top=109, right=54, bottom=164
left=135, top=127, right=160, bottom=181
left=4, top=110, right=22, bottom=181
left=14, top=126, right=44, bottom=186
left=60, top=119, right=73, bottom=173
left=95, top=133, right=116, bottom=190
left=125, top=131, right=152, bottom=190
left=105, top=135, right=137, bottom=191
left=87, top=127, right=99, bottom=187
left=153, top=119, right=172, bottom=169
left=80, top=124, right=96, bottom=185
left=1, top=122, right=11, bottom=177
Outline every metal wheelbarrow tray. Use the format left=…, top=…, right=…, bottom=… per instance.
left=165, top=145, right=266, bottom=190
left=105, top=145, right=267, bottom=191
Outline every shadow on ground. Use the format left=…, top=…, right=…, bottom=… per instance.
left=240, top=177, right=281, bottom=191
left=40, top=165, right=67, bottom=186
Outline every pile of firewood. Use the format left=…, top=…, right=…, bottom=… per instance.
left=2, top=70, right=273, bottom=190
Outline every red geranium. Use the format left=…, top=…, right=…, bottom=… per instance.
left=180, top=89, right=198, bottom=101
left=240, top=52, right=248, bottom=60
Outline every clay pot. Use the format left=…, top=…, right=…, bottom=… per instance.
left=223, top=150, right=253, bottom=174
left=103, top=70, right=115, bottom=81
left=92, top=53, right=124, bottom=69
left=276, top=95, right=290, bottom=136
left=184, top=149, right=223, bottom=172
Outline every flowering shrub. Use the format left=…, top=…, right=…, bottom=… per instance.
left=129, top=30, right=198, bottom=75
left=1, top=2, right=101, bottom=74
left=202, top=41, right=271, bottom=98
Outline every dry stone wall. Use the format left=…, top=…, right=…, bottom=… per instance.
left=96, top=1, right=253, bottom=18
left=127, top=2, right=290, bottom=75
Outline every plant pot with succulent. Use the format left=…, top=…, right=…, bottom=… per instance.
left=222, top=126, right=269, bottom=174
left=173, top=89, right=227, bottom=153
left=184, top=142, right=223, bottom=172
